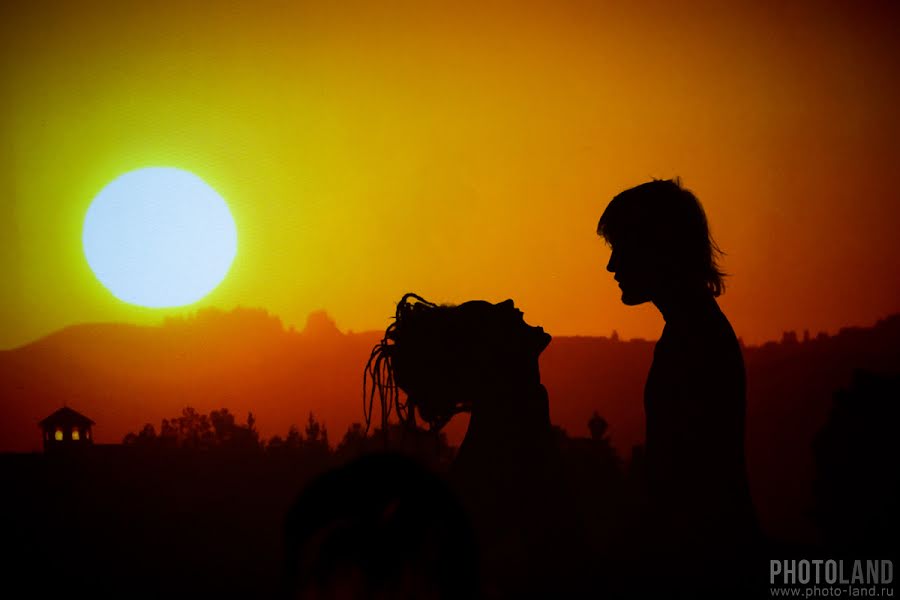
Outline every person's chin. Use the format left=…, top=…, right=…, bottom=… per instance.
left=620, top=290, right=650, bottom=306
left=530, top=326, right=551, bottom=351
left=538, top=329, right=552, bottom=350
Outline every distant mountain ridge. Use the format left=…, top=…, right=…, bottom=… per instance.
left=2, top=308, right=899, bottom=541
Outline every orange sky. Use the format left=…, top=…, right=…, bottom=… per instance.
left=2, top=0, right=899, bottom=349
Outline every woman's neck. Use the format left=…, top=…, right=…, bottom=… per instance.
left=652, top=283, right=717, bottom=322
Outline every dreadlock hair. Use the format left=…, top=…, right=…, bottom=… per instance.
left=364, top=293, right=473, bottom=435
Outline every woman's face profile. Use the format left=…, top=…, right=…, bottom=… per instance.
left=456, top=299, right=552, bottom=356
left=391, top=297, right=551, bottom=424
left=605, top=233, right=674, bottom=306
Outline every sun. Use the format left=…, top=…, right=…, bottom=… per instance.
left=83, top=167, right=237, bottom=308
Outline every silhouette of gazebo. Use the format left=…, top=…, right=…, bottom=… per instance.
left=39, top=407, right=95, bottom=451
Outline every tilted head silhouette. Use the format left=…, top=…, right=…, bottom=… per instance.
left=364, top=293, right=551, bottom=433
left=364, top=295, right=586, bottom=597
left=597, top=178, right=726, bottom=305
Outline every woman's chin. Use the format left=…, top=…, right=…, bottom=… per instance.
left=535, top=328, right=552, bottom=352
left=621, top=290, right=651, bottom=306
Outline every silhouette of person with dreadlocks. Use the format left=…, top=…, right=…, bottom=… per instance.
left=364, top=294, right=588, bottom=598
left=597, top=178, right=759, bottom=595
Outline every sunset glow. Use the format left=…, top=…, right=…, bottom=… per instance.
left=1, top=0, right=898, bottom=349
left=1, top=7, right=897, bottom=586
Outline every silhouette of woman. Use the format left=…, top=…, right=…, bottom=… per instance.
left=598, top=178, right=760, bottom=594
left=365, top=293, right=586, bottom=597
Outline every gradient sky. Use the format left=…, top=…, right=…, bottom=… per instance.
left=2, top=0, right=899, bottom=349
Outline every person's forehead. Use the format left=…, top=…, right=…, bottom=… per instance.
left=456, top=300, right=520, bottom=319
left=609, top=225, right=658, bottom=248
left=458, top=300, right=495, bottom=311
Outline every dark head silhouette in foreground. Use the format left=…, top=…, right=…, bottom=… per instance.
left=283, top=452, right=478, bottom=599
left=362, top=294, right=585, bottom=597
left=599, top=178, right=760, bottom=593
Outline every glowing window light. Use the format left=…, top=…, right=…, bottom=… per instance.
left=55, top=429, right=63, bottom=441
left=72, top=428, right=80, bottom=441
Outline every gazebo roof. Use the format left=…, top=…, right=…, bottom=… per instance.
left=38, top=406, right=95, bottom=428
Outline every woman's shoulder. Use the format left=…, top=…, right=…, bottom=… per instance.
left=660, top=309, right=743, bottom=372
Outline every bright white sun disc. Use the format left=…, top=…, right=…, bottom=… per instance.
left=83, top=167, right=237, bottom=308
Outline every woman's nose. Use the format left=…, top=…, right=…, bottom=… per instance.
left=606, top=249, right=617, bottom=273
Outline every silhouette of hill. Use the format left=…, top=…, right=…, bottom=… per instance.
left=743, top=318, right=900, bottom=542
left=0, top=308, right=381, bottom=456
left=1, top=308, right=898, bottom=543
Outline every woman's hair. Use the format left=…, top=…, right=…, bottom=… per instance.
left=365, top=293, right=546, bottom=434
left=364, top=293, right=465, bottom=434
left=597, top=177, right=728, bottom=296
